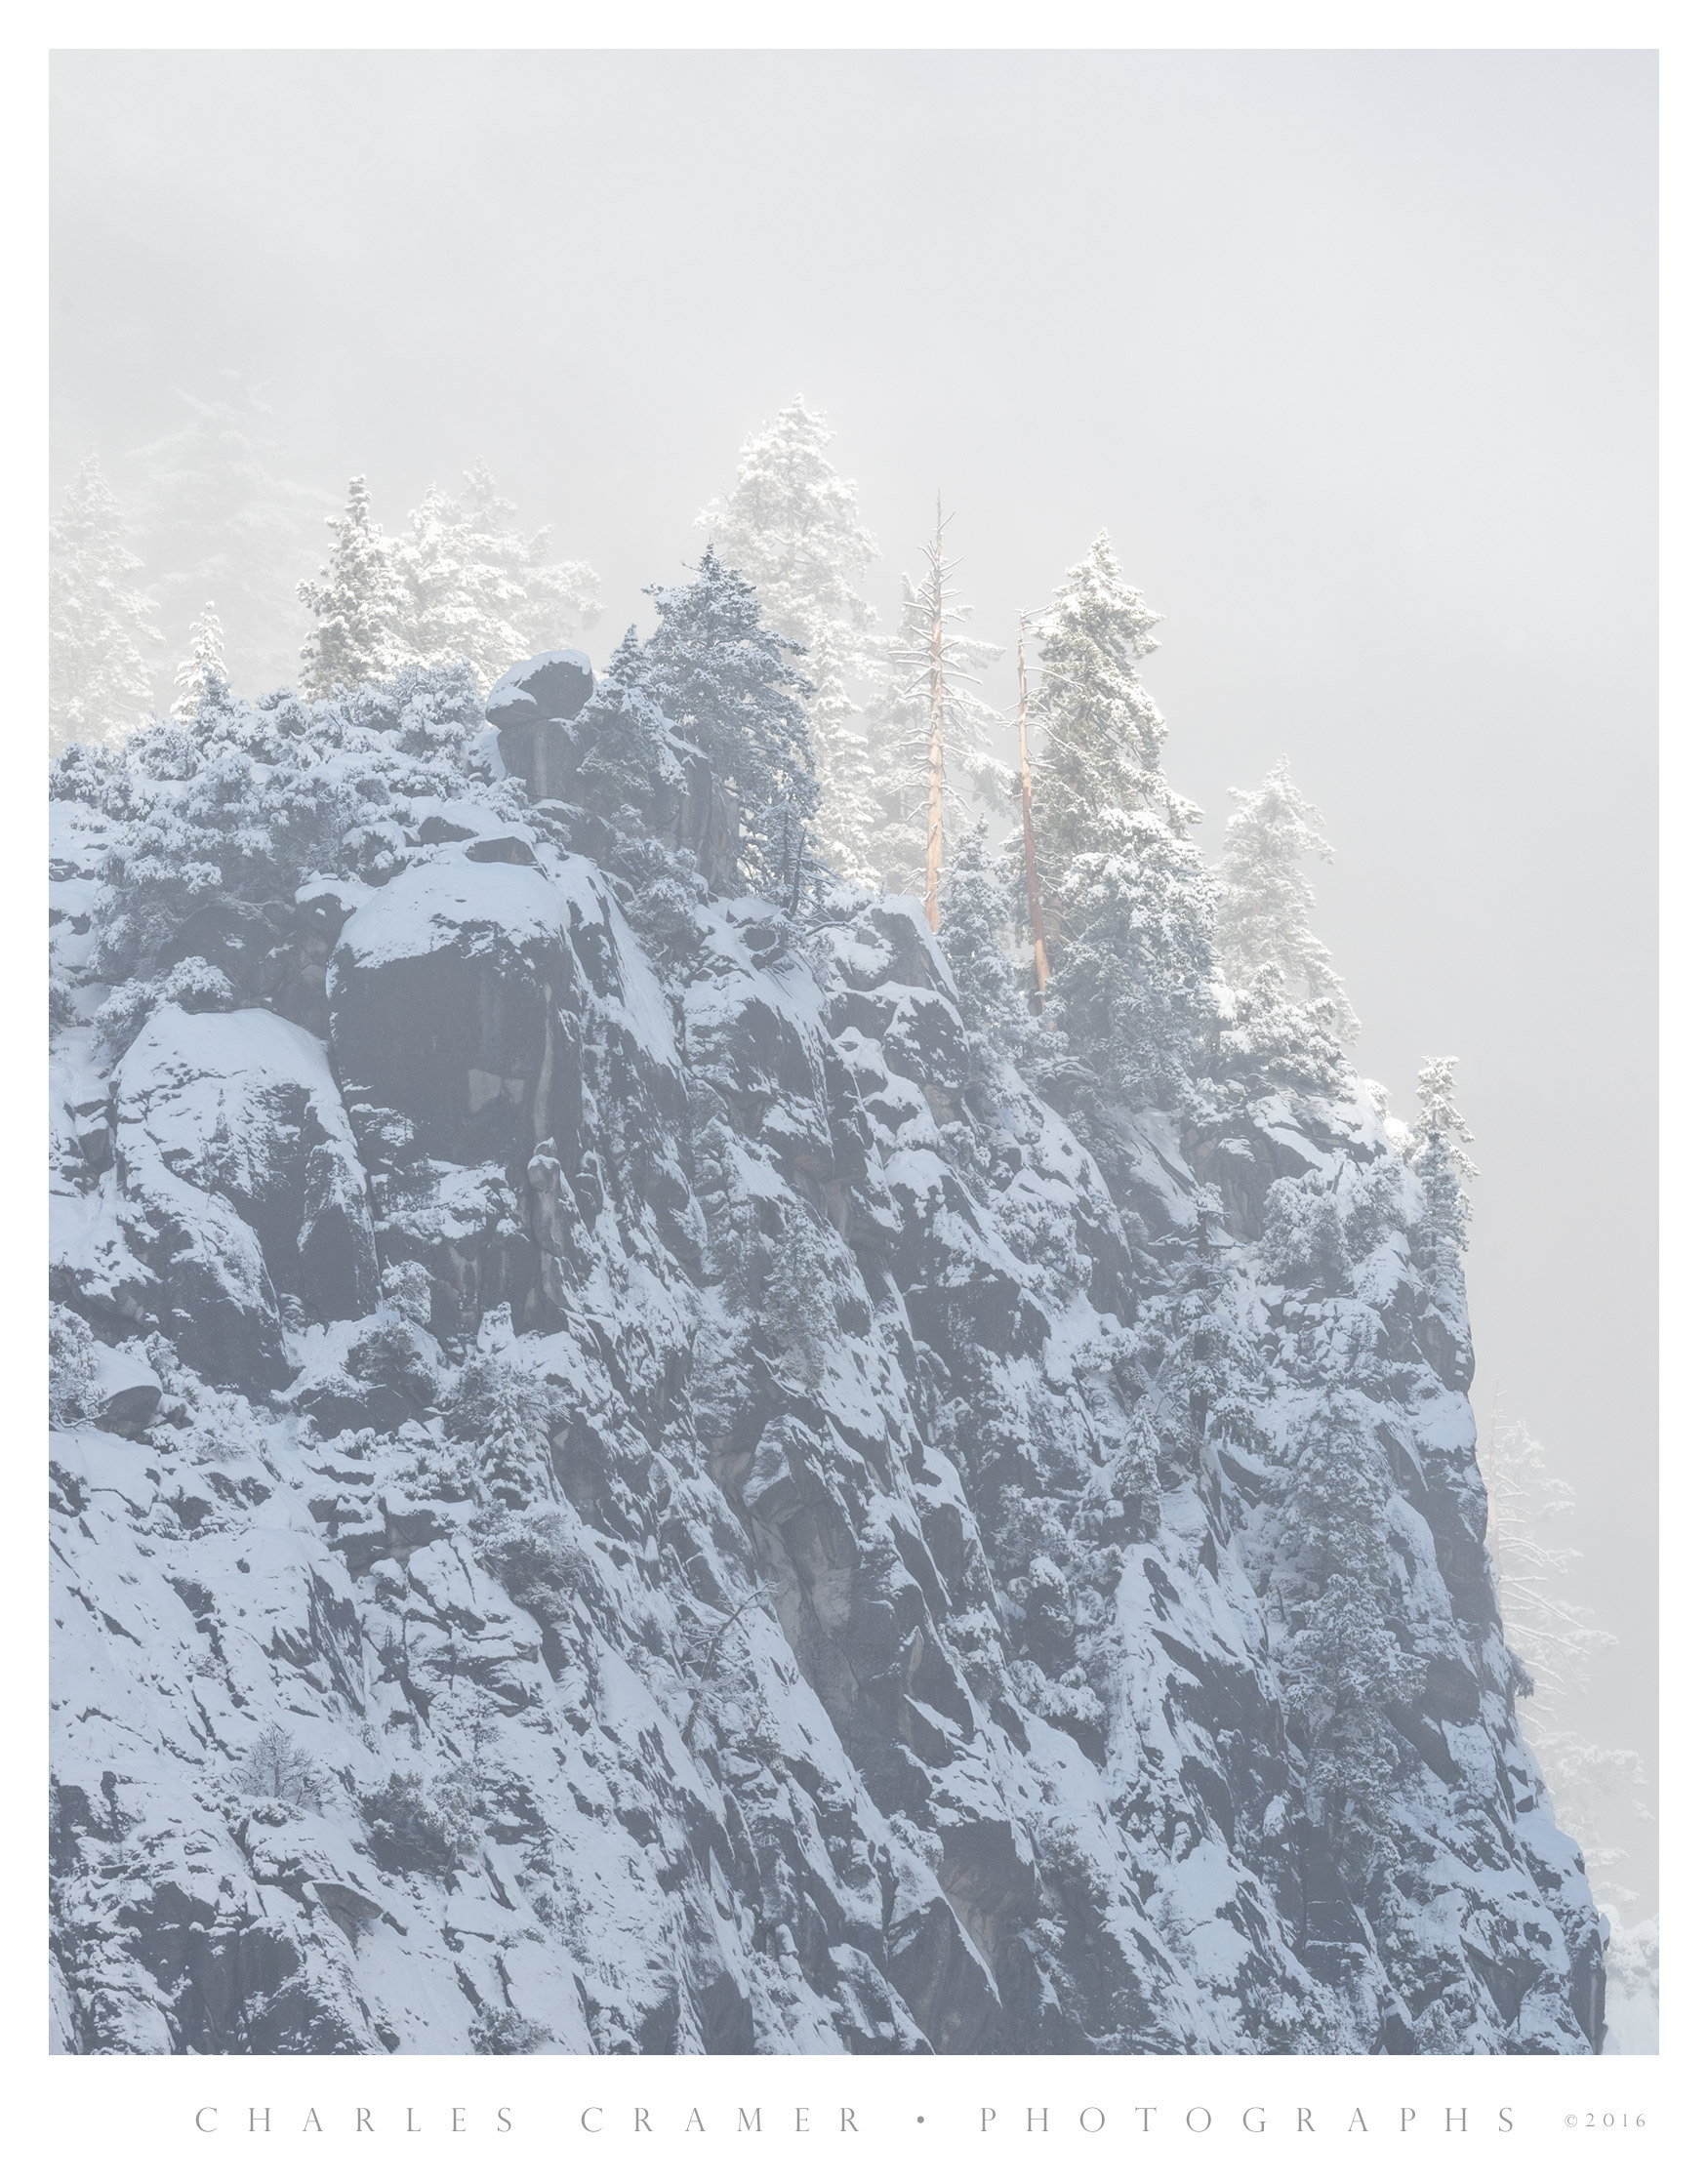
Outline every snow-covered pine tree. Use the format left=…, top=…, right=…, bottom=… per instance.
left=696, top=396, right=884, bottom=888
left=171, top=603, right=229, bottom=719
left=1109, top=1408, right=1163, bottom=1541
left=1482, top=1398, right=1648, bottom=1916
left=49, top=455, right=161, bottom=752
left=297, top=476, right=414, bottom=698
left=936, top=820, right=1034, bottom=1089
left=399, top=461, right=600, bottom=685
left=1046, top=808, right=1219, bottom=1108
left=639, top=546, right=819, bottom=905
left=1276, top=1387, right=1418, bottom=1889
left=565, top=625, right=685, bottom=819
left=866, top=503, right=1007, bottom=910
left=1218, top=758, right=1357, bottom=1030
left=1027, top=530, right=1198, bottom=893
left=453, top=1352, right=555, bottom=1514
left=1484, top=1398, right=1611, bottom=1717
left=48, top=1302, right=97, bottom=1427
left=1407, top=1057, right=1477, bottom=1302
left=1025, top=533, right=1216, bottom=1107
left=124, top=382, right=331, bottom=705
left=1213, top=758, right=1358, bottom=1094
left=1145, top=1214, right=1270, bottom=1484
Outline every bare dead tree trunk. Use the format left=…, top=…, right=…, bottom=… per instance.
left=1017, top=611, right=1050, bottom=998
left=682, top=1587, right=767, bottom=1747
left=923, top=493, right=947, bottom=931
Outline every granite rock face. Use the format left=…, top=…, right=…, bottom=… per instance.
left=329, top=859, right=587, bottom=1172
left=47, top=666, right=1604, bottom=2057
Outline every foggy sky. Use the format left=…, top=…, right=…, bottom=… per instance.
left=50, top=49, right=1658, bottom=1908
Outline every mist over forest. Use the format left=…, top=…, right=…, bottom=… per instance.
left=50, top=385, right=1654, bottom=2051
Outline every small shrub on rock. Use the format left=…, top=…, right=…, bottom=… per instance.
left=346, top=1317, right=438, bottom=1407
left=238, top=1725, right=325, bottom=1812
left=361, top=1767, right=478, bottom=1879
left=381, top=1261, right=434, bottom=1328
left=472, top=1506, right=586, bottom=1611
left=472, top=2003, right=549, bottom=2055
left=49, top=1303, right=97, bottom=1426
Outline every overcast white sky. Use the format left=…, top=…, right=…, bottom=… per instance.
left=51, top=48, right=1658, bottom=1908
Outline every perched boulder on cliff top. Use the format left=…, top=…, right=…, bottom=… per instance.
left=329, top=859, right=584, bottom=1170
left=485, top=649, right=595, bottom=732
left=488, top=651, right=597, bottom=806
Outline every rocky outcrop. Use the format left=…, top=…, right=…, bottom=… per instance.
left=52, top=1006, right=381, bottom=1389
left=47, top=666, right=1604, bottom=2059
left=488, top=647, right=738, bottom=891
left=329, top=859, right=585, bottom=1171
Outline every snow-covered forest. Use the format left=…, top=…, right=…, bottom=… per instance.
left=49, top=397, right=1644, bottom=2053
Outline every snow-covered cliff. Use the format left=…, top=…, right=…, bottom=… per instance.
left=48, top=657, right=1604, bottom=2055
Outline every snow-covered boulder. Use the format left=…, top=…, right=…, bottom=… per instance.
left=87, top=1337, right=162, bottom=1436
left=485, top=648, right=596, bottom=733
left=110, top=1005, right=379, bottom=1385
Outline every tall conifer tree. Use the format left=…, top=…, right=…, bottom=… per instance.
left=697, top=397, right=883, bottom=888
left=401, top=462, right=600, bottom=683
left=1213, top=758, right=1358, bottom=1094
left=1278, top=1389, right=1418, bottom=1889
left=171, top=602, right=230, bottom=719
left=124, top=381, right=330, bottom=705
left=639, top=547, right=819, bottom=905
left=937, top=821, right=1034, bottom=1088
left=1027, top=533, right=1215, bottom=1105
left=49, top=455, right=161, bottom=751
left=1028, top=530, right=1196, bottom=895
left=1014, top=612, right=1051, bottom=995
left=298, top=477, right=413, bottom=697
left=1218, top=759, right=1356, bottom=1034
left=1408, top=1056, right=1477, bottom=1300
